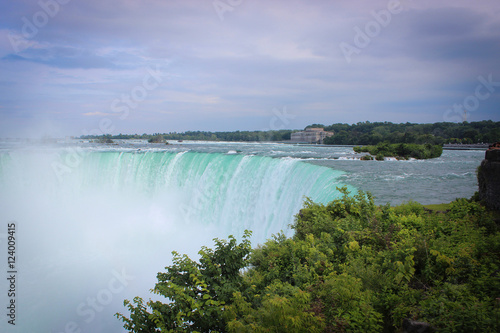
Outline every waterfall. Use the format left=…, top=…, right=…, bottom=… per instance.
left=0, top=148, right=351, bottom=333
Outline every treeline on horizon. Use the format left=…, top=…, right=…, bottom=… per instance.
left=81, top=120, right=500, bottom=145
left=320, top=120, right=499, bottom=145
left=84, top=130, right=293, bottom=142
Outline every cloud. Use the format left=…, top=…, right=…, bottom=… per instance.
left=384, top=7, right=500, bottom=62
left=0, top=0, right=499, bottom=137
left=2, top=42, right=125, bottom=69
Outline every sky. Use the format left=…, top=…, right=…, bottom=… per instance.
left=0, top=0, right=499, bottom=138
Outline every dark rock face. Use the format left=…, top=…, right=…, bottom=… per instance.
left=402, top=318, right=435, bottom=333
left=478, top=142, right=500, bottom=210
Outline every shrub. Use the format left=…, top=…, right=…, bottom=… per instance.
left=419, top=283, right=500, bottom=332
left=226, top=282, right=325, bottom=333
left=118, top=189, right=499, bottom=333
left=313, top=273, right=383, bottom=332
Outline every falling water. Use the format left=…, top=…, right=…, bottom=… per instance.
left=0, top=147, right=349, bottom=333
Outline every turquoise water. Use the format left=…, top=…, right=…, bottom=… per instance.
left=306, top=149, right=484, bottom=205
left=0, top=148, right=351, bottom=240
left=0, top=140, right=484, bottom=333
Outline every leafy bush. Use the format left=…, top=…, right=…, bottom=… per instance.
left=117, top=189, right=499, bottom=332
left=312, top=273, right=383, bottom=332
left=419, top=283, right=500, bottom=332
left=226, top=282, right=324, bottom=333
left=116, top=231, right=252, bottom=332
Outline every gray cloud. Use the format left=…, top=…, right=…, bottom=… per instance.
left=0, top=0, right=499, bottom=137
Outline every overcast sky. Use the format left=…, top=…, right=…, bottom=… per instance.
left=1, top=0, right=499, bottom=138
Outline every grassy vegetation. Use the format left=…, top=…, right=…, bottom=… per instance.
left=117, top=188, right=499, bottom=332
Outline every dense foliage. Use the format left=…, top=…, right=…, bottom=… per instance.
left=117, top=188, right=499, bottom=332
left=321, top=120, right=500, bottom=145
left=353, top=143, right=443, bottom=160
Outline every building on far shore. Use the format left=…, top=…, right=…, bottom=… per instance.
left=290, top=128, right=334, bottom=144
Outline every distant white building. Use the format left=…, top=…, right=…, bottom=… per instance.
left=290, top=128, right=334, bottom=144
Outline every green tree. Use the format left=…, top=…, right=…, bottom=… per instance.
left=116, top=231, right=252, bottom=332
left=117, top=186, right=500, bottom=333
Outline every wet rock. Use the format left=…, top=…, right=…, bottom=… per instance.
left=478, top=142, right=500, bottom=210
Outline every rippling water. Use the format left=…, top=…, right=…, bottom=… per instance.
left=97, top=139, right=483, bottom=205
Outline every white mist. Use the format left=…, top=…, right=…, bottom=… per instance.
left=0, top=147, right=347, bottom=333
